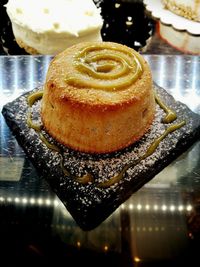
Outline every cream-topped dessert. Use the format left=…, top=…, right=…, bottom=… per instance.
left=5, top=0, right=103, bottom=54
left=162, top=0, right=200, bottom=21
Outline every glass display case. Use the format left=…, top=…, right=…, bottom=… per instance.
left=0, top=1, right=200, bottom=266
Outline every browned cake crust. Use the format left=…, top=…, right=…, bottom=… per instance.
left=16, top=38, right=40, bottom=55
left=41, top=41, right=155, bottom=153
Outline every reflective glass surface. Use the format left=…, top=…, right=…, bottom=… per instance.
left=0, top=55, right=200, bottom=266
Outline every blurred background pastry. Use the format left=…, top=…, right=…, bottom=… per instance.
left=162, top=0, right=200, bottom=22
left=5, top=0, right=103, bottom=55
left=160, top=0, right=200, bottom=54
left=144, top=0, right=200, bottom=54
left=0, top=0, right=155, bottom=55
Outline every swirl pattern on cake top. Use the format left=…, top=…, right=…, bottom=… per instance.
left=65, top=43, right=143, bottom=90
left=41, top=41, right=155, bottom=153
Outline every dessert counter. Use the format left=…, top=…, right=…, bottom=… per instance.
left=1, top=0, right=200, bottom=266
left=0, top=54, right=200, bottom=266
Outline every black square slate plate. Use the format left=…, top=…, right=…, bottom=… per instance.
left=2, top=84, right=200, bottom=230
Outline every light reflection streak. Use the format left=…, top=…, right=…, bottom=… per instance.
left=158, top=56, right=165, bottom=88
left=192, top=57, right=200, bottom=95
left=14, top=57, right=19, bottom=92
left=29, top=56, right=34, bottom=90
left=0, top=59, right=2, bottom=91
left=173, top=56, right=182, bottom=100
left=0, top=195, right=194, bottom=214
left=171, top=57, right=200, bottom=111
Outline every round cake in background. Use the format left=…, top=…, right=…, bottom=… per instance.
left=158, top=21, right=200, bottom=54
left=5, top=0, right=103, bottom=55
left=41, top=41, right=155, bottom=154
left=144, top=0, right=200, bottom=54
left=160, top=0, right=200, bottom=54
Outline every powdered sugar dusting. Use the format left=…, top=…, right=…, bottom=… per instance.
left=2, top=84, right=200, bottom=229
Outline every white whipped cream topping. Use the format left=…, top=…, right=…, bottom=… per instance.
left=5, top=0, right=103, bottom=36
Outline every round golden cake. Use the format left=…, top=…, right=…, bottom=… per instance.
left=41, top=41, right=155, bottom=153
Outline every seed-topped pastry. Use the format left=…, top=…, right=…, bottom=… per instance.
left=41, top=41, right=155, bottom=153
left=162, top=0, right=200, bottom=22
